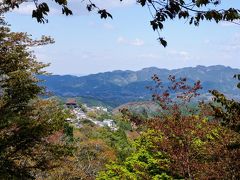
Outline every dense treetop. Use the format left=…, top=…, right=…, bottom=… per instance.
left=0, top=17, right=71, bottom=178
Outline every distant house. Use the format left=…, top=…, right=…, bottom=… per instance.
left=102, top=119, right=118, bottom=131
left=103, top=119, right=115, bottom=127
left=66, top=98, right=78, bottom=108
left=95, top=106, right=108, bottom=112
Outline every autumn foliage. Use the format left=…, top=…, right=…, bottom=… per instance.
left=99, top=75, right=240, bottom=179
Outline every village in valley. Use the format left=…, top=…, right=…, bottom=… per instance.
left=65, top=98, right=118, bottom=131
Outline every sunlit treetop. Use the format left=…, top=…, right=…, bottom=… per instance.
left=1, top=0, right=240, bottom=47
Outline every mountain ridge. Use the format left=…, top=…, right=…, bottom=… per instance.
left=40, top=65, right=240, bottom=107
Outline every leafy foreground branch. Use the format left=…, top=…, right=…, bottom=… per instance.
left=1, top=0, right=240, bottom=47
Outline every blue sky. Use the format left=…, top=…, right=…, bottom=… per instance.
left=5, top=0, right=240, bottom=75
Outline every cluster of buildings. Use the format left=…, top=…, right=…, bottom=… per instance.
left=65, top=98, right=118, bottom=131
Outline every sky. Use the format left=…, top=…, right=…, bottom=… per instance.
left=4, top=0, right=240, bottom=75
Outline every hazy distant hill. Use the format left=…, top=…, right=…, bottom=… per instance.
left=40, top=65, right=240, bottom=107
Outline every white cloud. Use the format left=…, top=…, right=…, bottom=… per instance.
left=117, top=36, right=126, bottom=43
left=79, top=51, right=112, bottom=60
left=203, top=39, right=211, bottom=44
left=11, top=3, right=35, bottom=15
left=9, top=0, right=135, bottom=16
left=88, top=21, right=115, bottom=30
left=103, top=23, right=114, bottom=30
left=117, top=36, right=144, bottom=46
left=131, top=38, right=144, bottom=46
left=138, top=53, right=161, bottom=59
left=10, top=1, right=60, bottom=15
left=168, top=50, right=191, bottom=61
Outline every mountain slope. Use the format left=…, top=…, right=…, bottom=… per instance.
left=40, top=65, right=240, bottom=107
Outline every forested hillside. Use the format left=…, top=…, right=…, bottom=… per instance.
left=41, top=65, right=240, bottom=107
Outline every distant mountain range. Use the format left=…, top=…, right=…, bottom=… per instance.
left=40, top=65, right=240, bottom=108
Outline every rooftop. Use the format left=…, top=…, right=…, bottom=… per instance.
left=66, top=98, right=77, bottom=104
